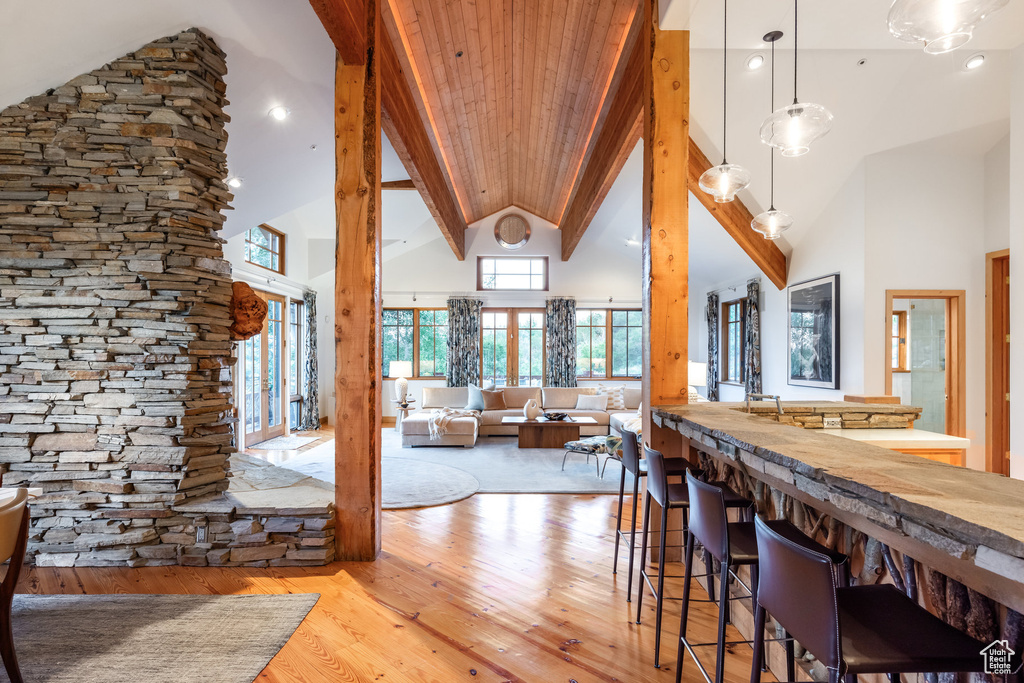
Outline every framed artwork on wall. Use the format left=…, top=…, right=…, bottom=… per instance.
left=788, top=274, right=840, bottom=389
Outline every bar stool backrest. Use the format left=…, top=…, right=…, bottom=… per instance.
left=620, top=427, right=641, bottom=476
left=685, top=471, right=729, bottom=562
left=642, top=444, right=668, bottom=507
left=0, top=488, right=27, bottom=565
left=753, top=515, right=841, bottom=673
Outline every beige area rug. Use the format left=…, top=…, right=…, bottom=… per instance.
left=276, top=431, right=632, bottom=501
left=0, top=593, right=318, bottom=683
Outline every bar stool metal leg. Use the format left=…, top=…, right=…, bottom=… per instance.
left=653, top=502, right=669, bottom=667
left=626, top=470, right=641, bottom=602
left=749, top=604, right=766, bottom=683
left=675, top=530, right=696, bottom=683
left=613, top=464, right=626, bottom=575
left=714, top=559, right=729, bottom=683
left=785, top=631, right=795, bottom=682
left=635, top=492, right=652, bottom=624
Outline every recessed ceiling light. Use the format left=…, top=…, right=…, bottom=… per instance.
left=964, top=53, right=986, bottom=70
left=746, top=53, right=765, bottom=70
left=268, top=106, right=290, bottom=121
left=227, top=177, right=243, bottom=189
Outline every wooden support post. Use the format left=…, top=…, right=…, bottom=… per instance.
left=642, top=0, right=689, bottom=563
left=333, top=0, right=382, bottom=561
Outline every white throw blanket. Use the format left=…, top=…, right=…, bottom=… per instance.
left=428, top=407, right=480, bottom=440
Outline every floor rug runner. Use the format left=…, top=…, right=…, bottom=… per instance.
left=0, top=593, right=319, bottom=683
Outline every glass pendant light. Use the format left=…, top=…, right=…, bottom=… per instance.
left=753, top=31, right=794, bottom=241
left=759, top=0, right=833, bottom=157
left=888, top=0, right=1009, bottom=54
left=698, top=0, right=751, bottom=203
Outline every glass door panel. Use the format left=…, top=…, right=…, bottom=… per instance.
left=243, top=335, right=261, bottom=443
left=909, top=299, right=947, bottom=434
left=266, top=297, right=285, bottom=435
left=517, top=311, right=545, bottom=387
left=241, top=289, right=287, bottom=445
left=481, top=311, right=509, bottom=387
left=288, top=300, right=304, bottom=430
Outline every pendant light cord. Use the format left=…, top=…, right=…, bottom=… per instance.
left=770, top=35, right=776, bottom=211
left=793, top=0, right=799, bottom=105
left=722, top=0, right=728, bottom=165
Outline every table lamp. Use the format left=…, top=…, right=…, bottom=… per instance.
left=688, top=360, right=708, bottom=402
left=389, top=361, right=413, bottom=406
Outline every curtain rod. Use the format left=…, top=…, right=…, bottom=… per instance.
left=709, top=276, right=761, bottom=296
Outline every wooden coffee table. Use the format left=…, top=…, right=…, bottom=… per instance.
left=501, top=416, right=599, bottom=449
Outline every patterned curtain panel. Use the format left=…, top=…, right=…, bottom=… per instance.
left=544, top=298, right=577, bottom=387
left=744, top=281, right=763, bottom=395
left=446, top=298, right=482, bottom=387
left=706, top=292, right=720, bottom=401
left=298, top=289, right=321, bottom=430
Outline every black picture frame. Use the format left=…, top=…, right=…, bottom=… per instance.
left=788, top=274, right=840, bottom=390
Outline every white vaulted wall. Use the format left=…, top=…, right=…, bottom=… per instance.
left=1009, top=45, right=1024, bottom=479
left=689, top=129, right=1011, bottom=473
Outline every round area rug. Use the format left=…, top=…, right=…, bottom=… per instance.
left=382, top=457, right=480, bottom=509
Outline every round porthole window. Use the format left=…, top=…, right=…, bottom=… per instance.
left=494, top=213, right=530, bottom=250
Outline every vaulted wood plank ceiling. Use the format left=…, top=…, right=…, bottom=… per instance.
left=384, top=0, right=639, bottom=225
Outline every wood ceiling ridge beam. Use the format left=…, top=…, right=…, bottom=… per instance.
left=559, top=23, right=644, bottom=262
left=311, top=0, right=468, bottom=260
left=546, top=0, right=606, bottom=221
left=401, top=0, right=476, bottom=224
left=380, top=33, right=467, bottom=259
left=687, top=139, right=788, bottom=290
left=556, top=0, right=641, bottom=232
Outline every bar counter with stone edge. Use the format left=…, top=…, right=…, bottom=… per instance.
left=652, top=402, right=1024, bottom=614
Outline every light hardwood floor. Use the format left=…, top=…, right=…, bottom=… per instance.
left=18, top=436, right=771, bottom=681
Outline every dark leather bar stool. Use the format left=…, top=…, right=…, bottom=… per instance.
left=676, top=474, right=850, bottom=683
left=613, top=426, right=686, bottom=602
left=637, top=446, right=751, bottom=668
left=750, top=516, right=986, bottom=683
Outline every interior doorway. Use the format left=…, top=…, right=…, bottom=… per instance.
left=986, top=250, right=1010, bottom=476
left=884, top=290, right=966, bottom=438
left=242, top=289, right=287, bottom=445
left=480, top=308, right=546, bottom=387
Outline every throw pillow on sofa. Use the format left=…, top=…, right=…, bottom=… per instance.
left=599, top=384, right=626, bottom=410
left=575, top=394, right=608, bottom=411
left=465, top=384, right=485, bottom=411
left=481, top=389, right=506, bottom=410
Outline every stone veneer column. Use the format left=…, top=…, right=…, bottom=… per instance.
left=0, top=29, right=235, bottom=566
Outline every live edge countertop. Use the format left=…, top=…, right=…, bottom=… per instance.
left=652, top=402, right=1024, bottom=610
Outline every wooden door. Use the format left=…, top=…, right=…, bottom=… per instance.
left=987, top=252, right=1010, bottom=475
left=242, top=290, right=287, bottom=445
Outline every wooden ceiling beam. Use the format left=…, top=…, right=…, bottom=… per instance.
left=379, top=34, right=466, bottom=260
left=559, top=20, right=644, bottom=262
left=309, top=0, right=368, bottom=66
left=381, top=179, right=416, bottom=190
left=687, top=140, right=788, bottom=290
left=310, top=0, right=468, bottom=260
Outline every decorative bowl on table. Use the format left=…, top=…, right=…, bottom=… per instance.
left=543, top=412, right=568, bottom=421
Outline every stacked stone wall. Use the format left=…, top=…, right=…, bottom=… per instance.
left=0, top=29, right=244, bottom=567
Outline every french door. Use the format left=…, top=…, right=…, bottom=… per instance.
left=480, top=308, right=545, bottom=387
left=243, top=290, right=287, bottom=445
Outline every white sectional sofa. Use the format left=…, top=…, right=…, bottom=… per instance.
left=400, top=385, right=642, bottom=447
